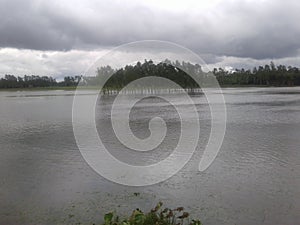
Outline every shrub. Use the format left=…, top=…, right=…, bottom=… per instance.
left=101, top=202, right=202, bottom=225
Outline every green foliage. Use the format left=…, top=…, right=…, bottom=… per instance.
left=0, top=75, right=58, bottom=88
left=1, top=60, right=299, bottom=90
left=100, top=202, right=203, bottom=225
left=214, top=61, right=300, bottom=86
left=104, top=212, right=114, bottom=225
left=0, top=74, right=81, bottom=89
left=97, top=60, right=202, bottom=90
left=95, top=60, right=300, bottom=88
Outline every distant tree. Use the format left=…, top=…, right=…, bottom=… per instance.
left=1, top=61, right=300, bottom=89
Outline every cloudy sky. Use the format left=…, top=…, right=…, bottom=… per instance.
left=0, top=0, right=300, bottom=78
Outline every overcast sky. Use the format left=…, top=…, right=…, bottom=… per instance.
left=0, top=0, right=300, bottom=78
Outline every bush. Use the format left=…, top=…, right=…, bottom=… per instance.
left=101, top=202, right=202, bottom=225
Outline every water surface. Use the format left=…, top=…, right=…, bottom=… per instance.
left=0, top=87, right=299, bottom=225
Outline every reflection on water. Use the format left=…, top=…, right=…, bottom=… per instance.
left=0, top=87, right=299, bottom=225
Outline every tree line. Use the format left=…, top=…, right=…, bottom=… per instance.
left=95, top=60, right=300, bottom=88
left=1, top=60, right=300, bottom=89
left=0, top=75, right=81, bottom=89
left=94, top=60, right=203, bottom=89
left=214, top=61, right=300, bottom=86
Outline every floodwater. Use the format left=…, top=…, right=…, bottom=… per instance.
left=0, top=87, right=299, bottom=225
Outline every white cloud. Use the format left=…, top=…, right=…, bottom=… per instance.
left=0, top=48, right=108, bottom=78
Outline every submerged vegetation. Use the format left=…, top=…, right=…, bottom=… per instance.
left=1, top=60, right=300, bottom=90
left=100, top=202, right=202, bottom=225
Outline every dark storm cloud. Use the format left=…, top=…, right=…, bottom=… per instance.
left=0, top=0, right=300, bottom=60
left=0, top=0, right=76, bottom=50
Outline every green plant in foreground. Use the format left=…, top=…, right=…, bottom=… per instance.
left=101, top=202, right=202, bottom=225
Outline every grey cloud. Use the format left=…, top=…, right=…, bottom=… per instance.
left=213, top=0, right=300, bottom=59
left=0, top=0, right=76, bottom=50
left=0, top=0, right=300, bottom=60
